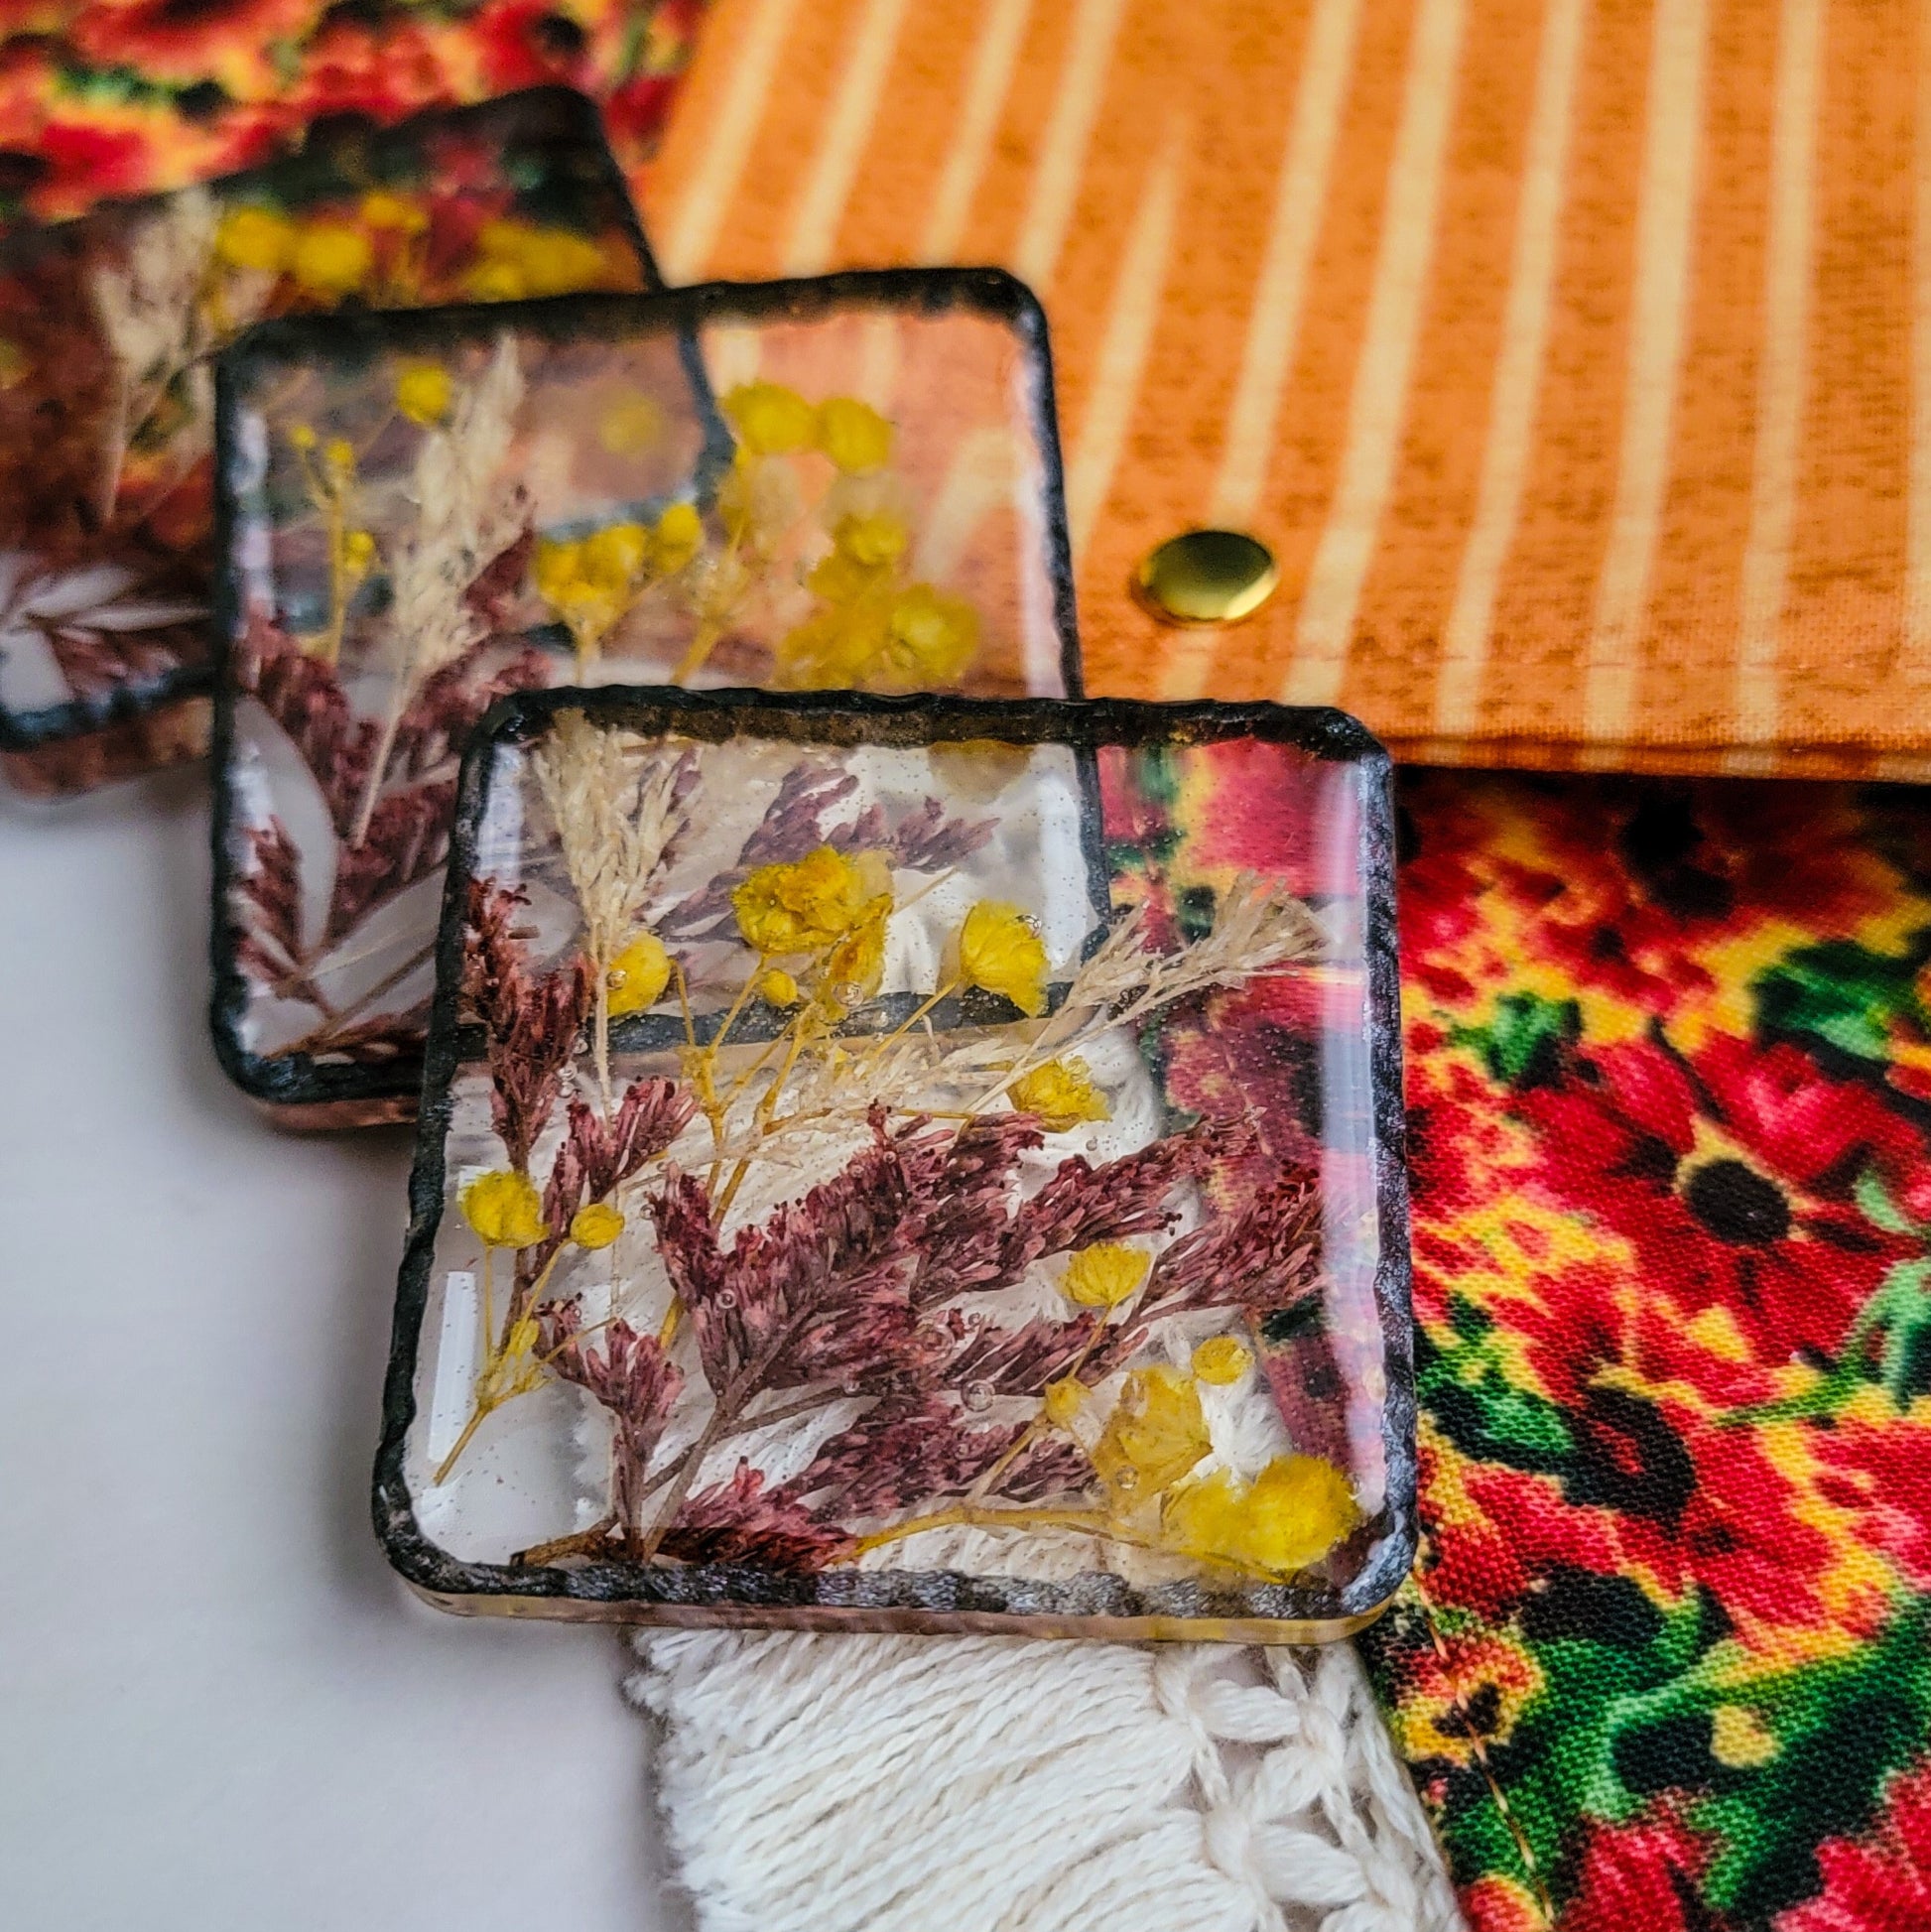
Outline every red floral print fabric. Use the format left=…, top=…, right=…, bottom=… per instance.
left=1367, top=771, right=1931, bottom=1931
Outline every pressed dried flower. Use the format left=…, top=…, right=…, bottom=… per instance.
left=290, top=222, right=372, bottom=295
left=1161, top=1457, right=1359, bottom=1578
left=605, top=932, right=672, bottom=1017
left=1042, top=1376, right=1087, bottom=1428
left=535, top=522, right=651, bottom=656
left=883, top=583, right=977, bottom=686
left=359, top=191, right=427, bottom=233
left=468, top=220, right=609, bottom=300
left=652, top=501, right=704, bottom=574
left=815, top=395, right=894, bottom=473
left=1191, top=1336, right=1253, bottom=1385
left=569, top=1203, right=625, bottom=1250
left=215, top=204, right=293, bottom=273
left=1061, top=1242, right=1150, bottom=1308
left=821, top=912, right=887, bottom=1012
left=832, top=508, right=908, bottom=571
left=723, top=379, right=817, bottom=455
left=395, top=361, right=451, bottom=426
left=461, top=1169, right=549, bottom=1249
left=1009, top=1058, right=1108, bottom=1132
left=733, top=844, right=888, bottom=957
left=960, top=900, right=1048, bottom=1015
left=759, top=968, right=800, bottom=1007
left=1091, top=1366, right=1210, bottom=1499
left=341, top=528, right=376, bottom=577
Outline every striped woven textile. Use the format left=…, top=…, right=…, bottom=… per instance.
left=641, top=0, right=1931, bottom=781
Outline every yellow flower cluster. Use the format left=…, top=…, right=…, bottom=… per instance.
left=533, top=503, right=703, bottom=665
left=568, top=1203, right=625, bottom=1250
left=1162, top=1457, right=1360, bottom=1579
left=959, top=901, right=1049, bottom=1015
left=460, top=1170, right=548, bottom=1249
left=463, top=220, right=615, bottom=302
left=394, top=361, right=451, bottom=427
left=732, top=845, right=890, bottom=958
left=776, top=517, right=980, bottom=695
left=1009, top=1057, right=1108, bottom=1131
left=1080, top=1352, right=1358, bottom=1579
left=721, top=382, right=893, bottom=471
left=1062, top=1243, right=1149, bottom=1309
left=604, top=933, right=672, bottom=1018
left=1092, top=1366, right=1211, bottom=1498
left=1190, top=1336, right=1253, bottom=1385
left=213, top=199, right=617, bottom=306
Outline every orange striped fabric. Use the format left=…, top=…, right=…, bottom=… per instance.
left=638, top=0, right=1931, bottom=780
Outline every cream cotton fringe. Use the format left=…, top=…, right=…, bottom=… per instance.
left=628, top=1631, right=1465, bottom=1932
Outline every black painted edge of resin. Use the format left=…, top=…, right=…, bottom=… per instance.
left=0, top=84, right=657, bottom=756
left=207, top=267, right=1087, bottom=1112
left=371, top=685, right=1416, bottom=1636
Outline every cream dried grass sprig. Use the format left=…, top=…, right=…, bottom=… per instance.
left=535, top=708, right=697, bottom=1107
left=89, top=190, right=228, bottom=518
left=349, top=334, right=525, bottom=846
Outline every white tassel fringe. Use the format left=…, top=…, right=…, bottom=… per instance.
left=628, top=1633, right=1464, bottom=1932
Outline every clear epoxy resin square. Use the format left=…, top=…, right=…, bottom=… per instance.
left=374, top=689, right=1414, bottom=1640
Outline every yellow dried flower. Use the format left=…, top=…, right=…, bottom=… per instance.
left=815, top=395, right=894, bottom=472
left=959, top=900, right=1048, bottom=1015
left=598, top=392, right=665, bottom=455
left=723, top=379, right=817, bottom=456
left=1191, top=1337, right=1254, bottom=1385
left=534, top=523, right=653, bottom=651
left=215, top=204, right=293, bottom=273
left=759, top=968, right=801, bottom=1007
left=395, top=361, right=451, bottom=426
left=1009, top=1058, right=1108, bottom=1132
left=322, top=437, right=355, bottom=481
left=504, top=1314, right=542, bottom=1358
left=832, top=509, right=909, bottom=570
left=1062, top=1242, right=1150, bottom=1308
left=1091, top=1366, right=1210, bottom=1499
left=569, top=1202, right=626, bottom=1250
left=342, top=528, right=376, bottom=578
left=501, top=226, right=609, bottom=299
left=605, top=932, right=672, bottom=1018
left=459, top=1169, right=548, bottom=1249
left=733, top=845, right=887, bottom=956
left=1162, top=1457, right=1360, bottom=1579
left=821, top=912, right=887, bottom=1012
left=359, top=190, right=428, bottom=233
left=1042, top=1376, right=1087, bottom=1429
left=290, top=221, right=373, bottom=296
left=464, top=258, right=526, bottom=303
left=652, top=500, right=704, bottom=574
left=881, top=582, right=978, bottom=687
left=288, top=423, right=318, bottom=451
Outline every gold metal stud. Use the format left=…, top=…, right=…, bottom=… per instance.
left=1133, top=529, right=1279, bottom=626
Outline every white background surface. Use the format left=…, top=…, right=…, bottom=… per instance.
left=0, top=767, right=683, bottom=1931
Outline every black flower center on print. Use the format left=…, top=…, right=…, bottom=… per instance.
left=1683, top=1158, right=1791, bottom=1246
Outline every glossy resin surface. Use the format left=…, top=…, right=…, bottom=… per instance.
left=0, top=86, right=653, bottom=795
left=374, top=689, right=1412, bottom=1639
left=211, top=270, right=1079, bottom=1121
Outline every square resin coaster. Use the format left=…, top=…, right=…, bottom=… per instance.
left=372, top=687, right=1413, bottom=1641
left=0, top=86, right=654, bottom=796
left=210, top=269, right=1079, bottom=1127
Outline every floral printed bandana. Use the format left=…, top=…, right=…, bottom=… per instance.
left=1364, top=771, right=1931, bottom=1932
left=0, top=0, right=705, bottom=220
